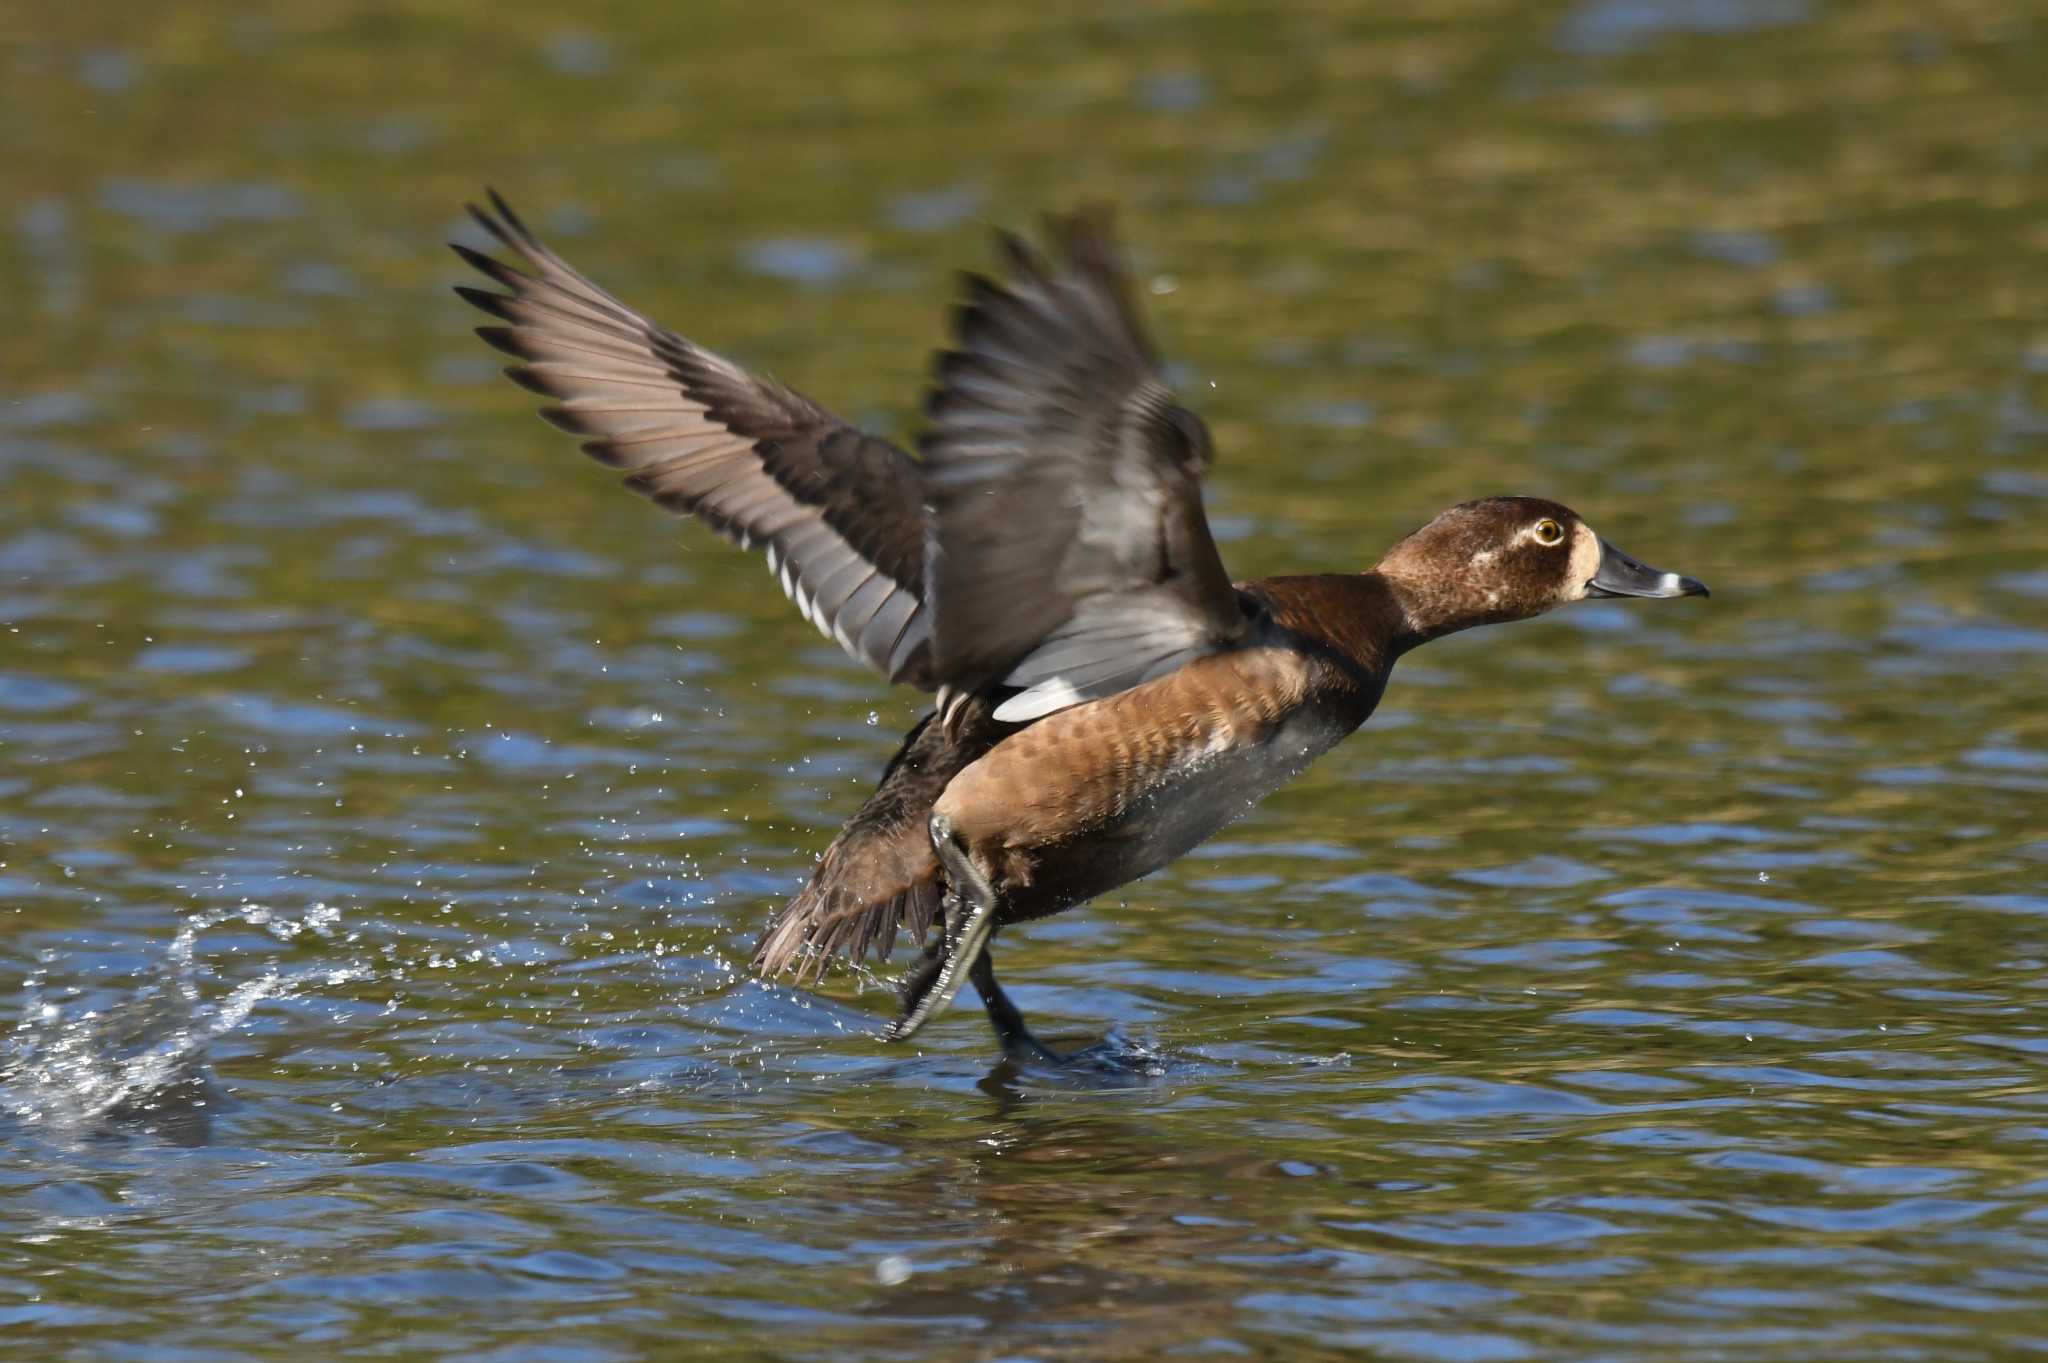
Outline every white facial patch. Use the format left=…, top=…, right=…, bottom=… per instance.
left=1566, top=523, right=1602, bottom=600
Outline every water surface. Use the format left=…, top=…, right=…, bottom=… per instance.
left=4, top=1, right=2047, bottom=1358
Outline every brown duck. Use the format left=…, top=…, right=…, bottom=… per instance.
left=454, top=194, right=1708, bottom=1063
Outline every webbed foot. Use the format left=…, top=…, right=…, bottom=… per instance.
left=882, top=887, right=997, bottom=1043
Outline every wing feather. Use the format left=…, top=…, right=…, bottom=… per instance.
left=454, top=191, right=934, bottom=688
left=919, top=211, right=1246, bottom=712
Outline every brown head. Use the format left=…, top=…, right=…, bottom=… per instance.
left=1374, top=496, right=1707, bottom=649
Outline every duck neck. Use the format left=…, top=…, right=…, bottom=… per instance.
left=1249, top=574, right=1408, bottom=677
left=1369, top=557, right=1507, bottom=656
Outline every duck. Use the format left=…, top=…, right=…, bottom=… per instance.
left=453, top=193, right=1708, bottom=1064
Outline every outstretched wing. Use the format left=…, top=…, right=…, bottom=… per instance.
left=454, top=192, right=934, bottom=689
left=920, top=210, right=1247, bottom=721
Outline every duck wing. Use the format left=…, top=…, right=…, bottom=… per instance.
left=920, top=210, right=1248, bottom=722
left=454, top=192, right=934, bottom=689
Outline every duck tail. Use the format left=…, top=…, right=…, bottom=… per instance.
left=748, top=709, right=949, bottom=984
left=750, top=697, right=1005, bottom=984
left=750, top=851, right=946, bottom=985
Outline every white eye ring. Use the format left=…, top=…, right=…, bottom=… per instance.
left=1534, top=518, right=1564, bottom=546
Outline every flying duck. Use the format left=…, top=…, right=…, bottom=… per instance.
left=453, top=193, right=1708, bottom=1063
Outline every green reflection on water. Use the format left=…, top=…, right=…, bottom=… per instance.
left=3, top=0, right=2046, bottom=1359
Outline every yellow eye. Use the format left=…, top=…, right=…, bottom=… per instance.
left=1534, top=518, right=1565, bottom=546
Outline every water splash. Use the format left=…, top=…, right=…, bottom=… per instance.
left=980, top=1031, right=1182, bottom=1096
left=2, top=904, right=366, bottom=1132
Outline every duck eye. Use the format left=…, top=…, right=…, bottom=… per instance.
left=1533, top=518, right=1564, bottom=546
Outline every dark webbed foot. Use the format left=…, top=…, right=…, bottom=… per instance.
left=882, top=813, right=1000, bottom=1044
left=882, top=892, right=994, bottom=1043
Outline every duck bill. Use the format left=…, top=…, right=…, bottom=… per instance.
left=1587, top=539, right=1709, bottom=600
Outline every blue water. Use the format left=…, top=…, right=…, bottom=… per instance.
left=5, top=0, right=2047, bottom=1358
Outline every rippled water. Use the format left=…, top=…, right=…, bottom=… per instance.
left=5, top=1, right=2046, bottom=1358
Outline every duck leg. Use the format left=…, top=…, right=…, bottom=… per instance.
left=968, top=947, right=1063, bottom=1066
left=882, top=814, right=999, bottom=1044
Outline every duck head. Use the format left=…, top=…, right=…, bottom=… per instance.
left=1376, top=496, right=1708, bottom=647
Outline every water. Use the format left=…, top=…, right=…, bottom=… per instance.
left=4, top=0, right=2046, bottom=1357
